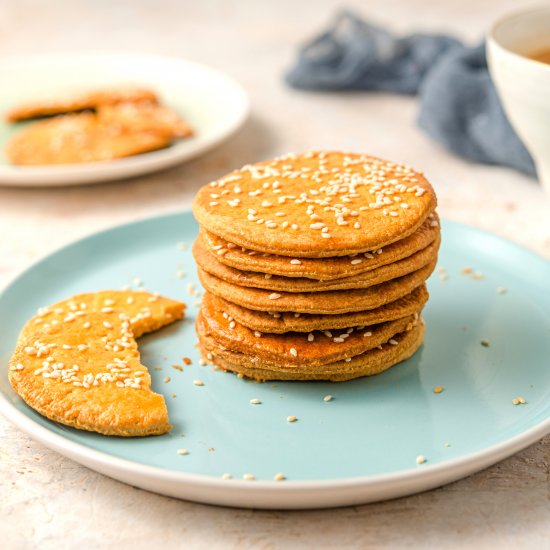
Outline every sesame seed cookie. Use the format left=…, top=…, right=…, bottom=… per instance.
left=9, top=290, right=185, bottom=436
left=198, top=259, right=437, bottom=314
left=204, top=285, right=428, bottom=333
left=200, top=214, right=440, bottom=281
left=5, top=102, right=192, bottom=165
left=198, top=319, right=425, bottom=382
left=5, top=87, right=159, bottom=122
left=198, top=293, right=418, bottom=368
left=194, top=232, right=439, bottom=293
left=192, top=151, right=437, bottom=258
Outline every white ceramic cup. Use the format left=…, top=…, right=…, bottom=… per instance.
left=487, top=6, right=550, bottom=194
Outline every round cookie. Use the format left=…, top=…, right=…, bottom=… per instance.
left=192, top=151, right=437, bottom=258
left=194, top=233, right=439, bottom=292
left=199, top=320, right=425, bottom=382
left=9, top=290, right=185, bottom=436
left=201, top=213, right=440, bottom=280
left=207, top=285, right=428, bottom=333
left=198, top=259, right=437, bottom=314
left=198, top=294, right=418, bottom=367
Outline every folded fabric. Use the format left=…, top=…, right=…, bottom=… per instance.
left=286, top=10, right=536, bottom=177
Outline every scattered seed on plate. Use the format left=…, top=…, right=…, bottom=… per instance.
left=193, top=379, right=204, bottom=386
left=416, top=455, right=427, bottom=465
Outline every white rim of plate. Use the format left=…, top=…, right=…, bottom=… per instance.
left=0, top=212, right=549, bottom=509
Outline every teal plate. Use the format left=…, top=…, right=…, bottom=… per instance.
left=1, top=212, right=549, bottom=509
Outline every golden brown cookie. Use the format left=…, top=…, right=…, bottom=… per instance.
left=198, top=292, right=419, bottom=367
left=194, top=233, right=439, bottom=292
left=192, top=151, right=437, bottom=258
left=198, top=258, right=437, bottom=314
left=5, top=111, right=172, bottom=165
left=207, top=285, right=428, bottom=333
left=9, top=290, right=185, bottom=436
left=199, top=319, right=425, bottom=382
left=5, top=87, right=159, bottom=122
left=201, top=214, right=440, bottom=281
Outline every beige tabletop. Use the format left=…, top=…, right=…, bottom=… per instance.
left=1, top=1, right=549, bottom=548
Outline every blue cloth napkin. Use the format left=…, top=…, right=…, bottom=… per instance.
left=286, top=11, right=536, bottom=177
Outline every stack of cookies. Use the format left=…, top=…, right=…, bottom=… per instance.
left=192, top=151, right=440, bottom=381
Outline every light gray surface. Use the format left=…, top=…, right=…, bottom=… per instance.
left=0, top=1, right=549, bottom=548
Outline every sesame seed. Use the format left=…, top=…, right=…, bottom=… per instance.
left=287, top=415, right=297, bottom=423
left=243, top=473, right=256, bottom=481
left=268, top=293, right=281, bottom=300
left=250, top=398, right=261, bottom=405
left=177, top=449, right=189, bottom=455
left=193, top=379, right=204, bottom=386
left=323, top=395, right=333, bottom=402
left=416, top=455, right=427, bottom=465
left=289, top=348, right=298, bottom=357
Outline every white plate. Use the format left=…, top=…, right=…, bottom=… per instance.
left=0, top=52, right=249, bottom=186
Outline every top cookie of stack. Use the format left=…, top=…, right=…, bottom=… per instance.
left=193, top=151, right=440, bottom=381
